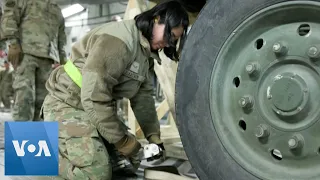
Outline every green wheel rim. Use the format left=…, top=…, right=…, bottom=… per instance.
left=210, top=1, right=320, bottom=179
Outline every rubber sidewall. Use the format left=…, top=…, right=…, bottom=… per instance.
left=175, top=0, right=319, bottom=179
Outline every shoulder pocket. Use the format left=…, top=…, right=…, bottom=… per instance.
left=123, top=69, right=145, bottom=82
left=123, top=60, right=147, bottom=82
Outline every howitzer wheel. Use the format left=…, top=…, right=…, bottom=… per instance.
left=176, top=0, right=320, bottom=179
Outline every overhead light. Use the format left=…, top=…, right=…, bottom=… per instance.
left=62, top=4, right=85, bottom=18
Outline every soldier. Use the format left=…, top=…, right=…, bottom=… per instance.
left=1, top=0, right=67, bottom=121
left=0, top=6, right=6, bottom=53
left=0, top=61, right=13, bottom=110
left=42, top=1, right=189, bottom=179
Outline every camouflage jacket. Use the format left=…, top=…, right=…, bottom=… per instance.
left=1, top=0, right=66, bottom=64
left=0, top=7, right=5, bottom=51
left=46, top=20, right=161, bottom=144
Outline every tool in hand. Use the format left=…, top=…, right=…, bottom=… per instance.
left=112, top=143, right=165, bottom=175
left=141, top=143, right=165, bottom=161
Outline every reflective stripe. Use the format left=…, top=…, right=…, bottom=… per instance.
left=64, top=60, right=145, bottom=88
left=64, top=60, right=82, bottom=88
left=123, top=69, right=145, bottom=82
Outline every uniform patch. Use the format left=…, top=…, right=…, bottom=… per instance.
left=5, top=1, right=16, bottom=7
left=130, top=61, right=140, bottom=73
left=123, top=70, right=145, bottom=82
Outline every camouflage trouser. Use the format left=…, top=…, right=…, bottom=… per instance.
left=42, top=95, right=112, bottom=180
left=12, top=54, right=53, bottom=121
left=0, top=84, right=12, bottom=108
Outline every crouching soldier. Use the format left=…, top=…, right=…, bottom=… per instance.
left=41, top=1, right=189, bottom=179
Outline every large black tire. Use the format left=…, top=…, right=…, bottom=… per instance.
left=175, top=0, right=319, bottom=179
left=177, top=0, right=206, bottom=13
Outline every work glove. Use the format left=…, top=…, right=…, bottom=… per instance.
left=129, top=152, right=141, bottom=171
left=114, top=132, right=142, bottom=158
left=7, top=43, right=22, bottom=70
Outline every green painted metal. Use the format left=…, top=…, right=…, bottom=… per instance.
left=270, top=76, right=303, bottom=112
left=209, top=1, right=320, bottom=179
left=269, top=72, right=308, bottom=117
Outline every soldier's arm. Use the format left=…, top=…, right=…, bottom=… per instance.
left=1, top=0, right=26, bottom=43
left=81, top=34, right=131, bottom=144
left=129, top=59, right=161, bottom=144
left=0, top=6, right=2, bottom=40
left=58, top=13, right=67, bottom=65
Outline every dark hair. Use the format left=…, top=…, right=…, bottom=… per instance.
left=134, top=0, right=189, bottom=61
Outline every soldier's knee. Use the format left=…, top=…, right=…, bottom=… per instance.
left=76, top=166, right=111, bottom=180
left=57, top=119, right=111, bottom=179
left=59, top=155, right=111, bottom=180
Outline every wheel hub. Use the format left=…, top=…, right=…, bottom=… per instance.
left=268, top=73, right=308, bottom=117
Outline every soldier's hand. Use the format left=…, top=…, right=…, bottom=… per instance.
left=8, top=44, right=22, bottom=70
left=114, top=132, right=142, bottom=158
left=129, top=152, right=141, bottom=170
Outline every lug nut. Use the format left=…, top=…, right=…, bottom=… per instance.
left=273, top=42, right=287, bottom=56
left=288, top=134, right=304, bottom=150
left=238, top=95, right=254, bottom=109
left=255, top=124, right=270, bottom=138
left=307, top=45, right=320, bottom=59
left=245, top=62, right=260, bottom=76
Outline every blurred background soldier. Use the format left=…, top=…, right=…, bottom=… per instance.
left=0, top=6, right=6, bottom=57
left=0, top=61, right=13, bottom=111
left=1, top=0, right=67, bottom=121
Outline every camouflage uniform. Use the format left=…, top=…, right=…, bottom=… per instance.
left=0, top=68, right=13, bottom=108
left=1, top=0, right=67, bottom=121
left=43, top=19, right=162, bottom=179
left=0, top=6, right=6, bottom=53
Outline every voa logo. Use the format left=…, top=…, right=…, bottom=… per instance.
left=12, top=140, right=51, bottom=157
left=5, top=122, right=58, bottom=176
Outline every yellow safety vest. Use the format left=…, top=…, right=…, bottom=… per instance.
left=63, top=60, right=82, bottom=88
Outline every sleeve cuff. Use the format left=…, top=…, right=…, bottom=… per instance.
left=147, top=134, right=162, bottom=144
left=6, top=38, right=19, bottom=46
